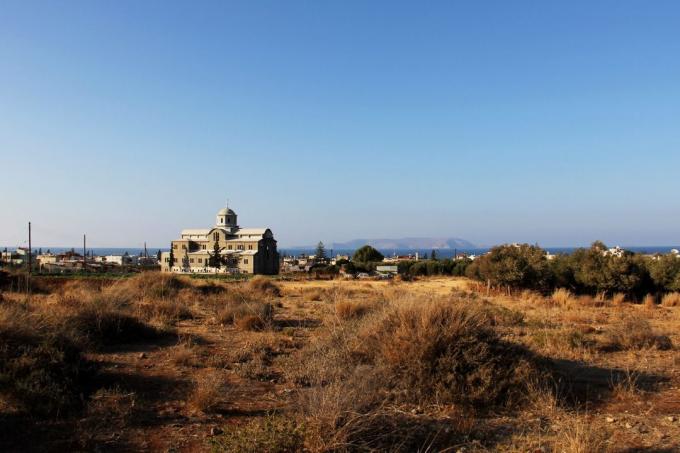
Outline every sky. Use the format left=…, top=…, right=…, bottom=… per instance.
left=1, top=1, right=679, bottom=249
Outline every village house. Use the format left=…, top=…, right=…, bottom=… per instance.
left=160, top=206, right=279, bottom=275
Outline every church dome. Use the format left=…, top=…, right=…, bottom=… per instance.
left=217, top=207, right=236, bottom=216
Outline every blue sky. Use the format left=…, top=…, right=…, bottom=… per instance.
left=1, top=1, right=679, bottom=248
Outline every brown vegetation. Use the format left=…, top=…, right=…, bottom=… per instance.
left=1, top=273, right=679, bottom=452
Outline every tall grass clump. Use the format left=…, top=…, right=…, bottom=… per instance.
left=662, top=292, right=680, bottom=307
left=291, top=297, right=548, bottom=451
left=604, top=317, right=672, bottom=351
left=552, top=288, right=574, bottom=306
left=247, top=276, right=281, bottom=298
left=0, top=304, right=93, bottom=417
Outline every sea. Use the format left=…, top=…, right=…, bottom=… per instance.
left=3, top=246, right=679, bottom=258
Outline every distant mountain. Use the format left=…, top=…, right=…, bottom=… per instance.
left=330, top=237, right=476, bottom=250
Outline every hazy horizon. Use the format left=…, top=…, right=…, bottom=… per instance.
left=2, top=1, right=679, bottom=248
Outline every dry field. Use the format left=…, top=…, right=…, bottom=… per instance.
left=1, top=274, right=680, bottom=452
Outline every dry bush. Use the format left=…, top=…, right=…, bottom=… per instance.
left=552, top=288, right=575, bottom=306
left=290, top=297, right=546, bottom=451
left=303, top=287, right=324, bottom=301
left=359, top=300, right=542, bottom=408
left=611, top=293, right=626, bottom=306
left=218, top=301, right=273, bottom=331
left=334, top=299, right=381, bottom=320
left=170, top=342, right=199, bottom=367
left=210, top=413, right=305, bottom=453
left=115, top=272, right=190, bottom=300
left=577, top=295, right=607, bottom=308
left=553, top=416, right=608, bottom=453
left=0, top=303, right=93, bottom=417
left=57, top=293, right=164, bottom=349
left=520, top=289, right=545, bottom=304
left=247, top=276, right=281, bottom=298
left=189, top=371, right=229, bottom=413
left=643, top=294, right=656, bottom=309
left=662, top=292, right=680, bottom=307
left=604, top=317, right=672, bottom=351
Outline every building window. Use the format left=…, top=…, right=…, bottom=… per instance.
left=190, top=258, right=194, bottom=263
left=173, top=244, right=177, bottom=249
left=198, top=258, right=202, bottom=263
left=213, top=232, right=219, bottom=242
left=228, top=245, right=232, bottom=250
left=244, top=259, right=248, bottom=264
left=202, top=244, right=206, bottom=250
left=165, top=258, right=169, bottom=262
left=248, top=245, right=253, bottom=250
left=182, top=244, right=186, bottom=250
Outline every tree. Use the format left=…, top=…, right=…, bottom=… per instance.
left=168, top=246, right=175, bottom=269
left=353, top=245, right=384, bottom=263
left=472, top=244, right=551, bottom=293
left=156, top=250, right=162, bottom=261
left=430, top=249, right=437, bottom=260
left=181, top=249, right=190, bottom=271
left=208, top=241, right=222, bottom=269
left=649, top=254, right=680, bottom=292
left=315, top=241, right=328, bottom=262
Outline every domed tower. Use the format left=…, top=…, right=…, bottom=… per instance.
left=216, top=207, right=238, bottom=229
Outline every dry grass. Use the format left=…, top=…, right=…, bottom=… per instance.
left=189, top=371, right=229, bottom=413
left=553, top=416, right=609, bottom=453
left=643, top=293, right=657, bottom=309
left=611, top=292, right=626, bottom=306
left=662, top=292, right=680, bottom=307
left=604, top=316, right=672, bottom=351
left=247, top=276, right=281, bottom=298
left=218, top=301, right=273, bottom=331
left=3, top=274, right=680, bottom=452
left=334, top=299, right=381, bottom=320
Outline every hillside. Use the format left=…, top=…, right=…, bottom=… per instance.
left=330, top=237, right=476, bottom=250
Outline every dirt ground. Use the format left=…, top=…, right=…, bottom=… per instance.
left=3, top=276, right=680, bottom=452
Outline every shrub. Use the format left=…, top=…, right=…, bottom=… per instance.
left=65, top=303, right=163, bottom=349
left=218, top=301, right=273, bottom=331
left=247, top=276, right=281, bottom=298
left=552, top=288, right=575, bottom=306
left=604, top=317, right=672, bottom=351
left=303, top=288, right=324, bottom=301
left=611, top=293, right=626, bottom=306
left=211, top=413, right=305, bottom=453
left=0, top=305, right=93, bottom=417
left=334, top=300, right=379, bottom=320
left=643, top=294, right=656, bottom=309
left=359, top=300, right=541, bottom=408
left=661, top=292, right=680, bottom=307
left=189, top=371, right=229, bottom=413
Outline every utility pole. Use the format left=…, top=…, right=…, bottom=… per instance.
left=83, top=234, right=86, bottom=270
left=28, top=221, right=32, bottom=275
left=27, top=221, right=32, bottom=294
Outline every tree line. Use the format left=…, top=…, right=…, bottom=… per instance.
left=464, top=242, right=680, bottom=298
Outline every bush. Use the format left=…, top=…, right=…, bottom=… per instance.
left=189, top=371, right=229, bottom=413
left=552, top=288, right=574, bottom=306
left=604, top=318, right=672, bottom=351
left=218, top=301, right=273, bottom=331
left=358, top=300, right=540, bottom=408
left=334, top=299, right=380, bottom=320
left=211, top=413, right=305, bottom=453
left=661, top=292, right=680, bottom=307
left=0, top=305, right=93, bottom=417
left=247, top=276, right=281, bottom=298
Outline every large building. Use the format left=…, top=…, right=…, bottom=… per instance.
left=160, top=207, right=279, bottom=275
